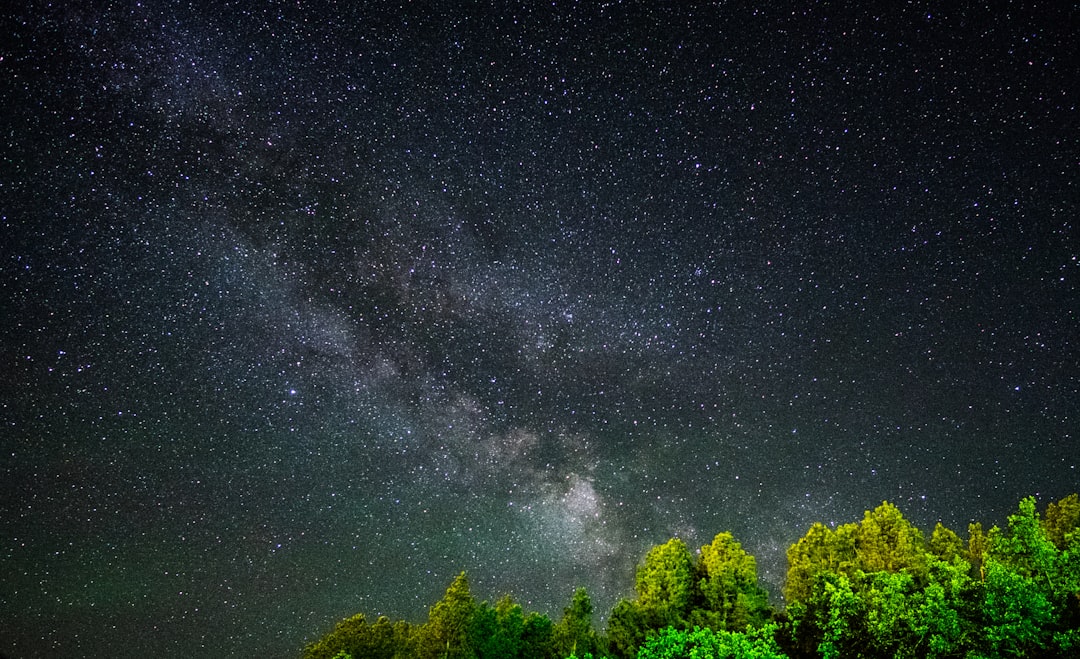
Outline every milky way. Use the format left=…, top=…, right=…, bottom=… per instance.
left=2, top=2, right=1078, bottom=657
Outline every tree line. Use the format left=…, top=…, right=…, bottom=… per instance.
left=300, top=492, right=1080, bottom=658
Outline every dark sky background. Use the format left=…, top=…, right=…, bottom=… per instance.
left=2, top=1, right=1078, bottom=657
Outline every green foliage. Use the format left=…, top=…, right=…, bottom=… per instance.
left=854, top=501, right=927, bottom=578
left=607, top=532, right=774, bottom=657
left=605, top=597, right=655, bottom=659
left=787, top=571, right=863, bottom=659
left=636, top=538, right=696, bottom=620
left=783, top=505, right=981, bottom=659
left=785, top=501, right=930, bottom=605
left=522, top=610, right=557, bottom=659
left=301, top=613, right=367, bottom=659
left=636, top=624, right=788, bottom=659
left=779, top=494, right=1079, bottom=659
left=301, top=613, right=412, bottom=659
left=692, top=532, right=771, bottom=632
left=300, top=493, right=1080, bottom=659
left=968, top=521, right=989, bottom=581
left=606, top=537, right=696, bottom=657
left=929, top=522, right=964, bottom=563
left=921, top=555, right=976, bottom=656
left=980, top=558, right=1054, bottom=657
left=860, top=561, right=973, bottom=659
left=990, top=497, right=1058, bottom=589
left=415, top=571, right=477, bottom=659
left=553, top=587, right=600, bottom=658
left=977, top=494, right=1080, bottom=657
left=783, top=522, right=857, bottom=603
left=469, top=595, right=529, bottom=659
left=307, top=573, right=558, bottom=659
left=1042, top=493, right=1080, bottom=550
left=862, top=570, right=917, bottom=657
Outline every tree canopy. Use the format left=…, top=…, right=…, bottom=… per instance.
left=301, top=492, right=1080, bottom=659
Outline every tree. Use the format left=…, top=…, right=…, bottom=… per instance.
left=296, top=491, right=1080, bottom=659
left=1043, top=493, right=1080, bottom=551
left=301, top=613, right=411, bottom=659
left=854, top=502, right=927, bottom=578
left=968, top=522, right=989, bottom=581
left=636, top=624, right=789, bottom=659
left=605, top=537, right=698, bottom=657
left=980, top=559, right=1055, bottom=657
left=921, top=555, right=977, bottom=657
left=692, top=532, right=771, bottom=631
left=789, top=571, right=864, bottom=659
left=783, top=522, right=857, bottom=603
left=783, top=504, right=976, bottom=658
left=980, top=495, right=1080, bottom=656
left=520, top=611, right=555, bottom=659
left=928, top=523, right=964, bottom=563
left=416, top=572, right=477, bottom=659
left=301, top=613, right=369, bottom=659
left=636, top=538, right=695, bottom=620
left=468, top=602, right=499, bottom=659
left=606, top=598, right=658, bottom=659
left=469, top=595, right=528, bottom=659
left=991, top=497, right=1058, bottom=586
left=861, top=570, right=918, bottom=659
left=859, top=564, right=972, bottom=659
left=495, top=595, right=526, bottom=658
left=554, top=587, right=600, bottom=658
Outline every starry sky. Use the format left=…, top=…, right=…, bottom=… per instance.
left=2, top=1, right=1078, bottom=657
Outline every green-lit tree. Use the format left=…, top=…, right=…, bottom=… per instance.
left=636, top=538, right=696, bottom=619
left=783, top=521, right=857, bottom=603
left=468, top=603, right=497, bottom=658
left=469, top=594, right=529, bottom=659
left=301, top=613, right=412, bottom=659
left=991, top=497, right=1058, bottom=587
left=978, top=496, right=1080, bottom=657
left=922, top=553, right=977, bottom=656
left=297, top=492, right=1080, bottom=659
left=521, top=610, right=556, bottom=659
left=854, top=501, right=927, bottom=579
left=794, top=571, right=864, bottom=659
left=415, top=572, right=477, bottom=659
left=301, top=613, right=368, bottom=659
left=928, top=522, right=965, bottom=563
left=968, top=521, right=989, bottom=581
left=553, top=587, right=600, bottom=658
left=858, top=559, right=973, bottom=659
left=692, top=532, right=771, bottom=631
left=782, top=503, right=983, bottom=658
left=636, top=624, right=788, bottom=659
left=606, top=537, right=696, bottom=658
left=495, top=595, right=527, bottom=658
left=605, top=597, right=655, bottom=659
left=1042, top=493, right=1080, bottom=550
left=980, top=558, right=1055, bottom=657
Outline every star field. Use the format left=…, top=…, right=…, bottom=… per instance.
left=1, top=1, right=1078, bottom=657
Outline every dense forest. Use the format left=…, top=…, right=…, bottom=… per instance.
left=301, top=493, right=1080, bottom=659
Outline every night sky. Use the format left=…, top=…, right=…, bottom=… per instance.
left=2, top=1, right=1078, bottom=657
